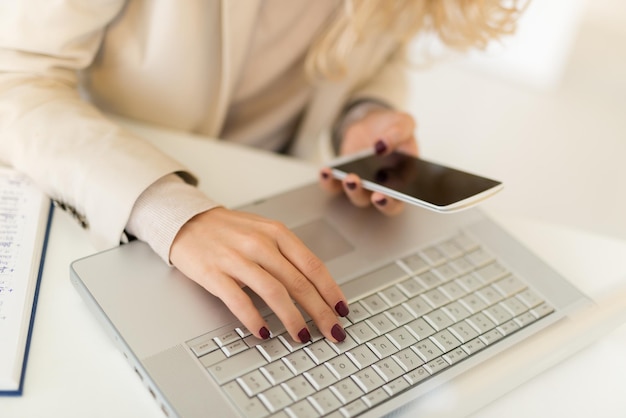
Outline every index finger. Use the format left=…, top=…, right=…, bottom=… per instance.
left=275, top=226, right=349, bottom=318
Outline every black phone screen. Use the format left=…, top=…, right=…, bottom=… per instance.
left=332, top=152, right=502, bottom=207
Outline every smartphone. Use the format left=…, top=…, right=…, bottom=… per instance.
left=330, top=150, right=503, bottom=213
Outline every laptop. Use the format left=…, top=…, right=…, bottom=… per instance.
left=70, top=181, right=590, bottom=418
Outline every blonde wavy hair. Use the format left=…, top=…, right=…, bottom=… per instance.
left=306, top=0, right=528, bottom=79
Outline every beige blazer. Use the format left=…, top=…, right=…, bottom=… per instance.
left=0, top=0, right=410, bottom=250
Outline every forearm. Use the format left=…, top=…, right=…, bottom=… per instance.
left=126, top=174, right=220, bottom=264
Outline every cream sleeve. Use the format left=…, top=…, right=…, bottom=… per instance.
left=0, top=1, right=199, bottom=250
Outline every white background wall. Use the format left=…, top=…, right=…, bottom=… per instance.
left=405, top=0, right=626, bottom=241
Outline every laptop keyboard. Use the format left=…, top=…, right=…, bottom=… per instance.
left=186, top=232, right=554, bottom=418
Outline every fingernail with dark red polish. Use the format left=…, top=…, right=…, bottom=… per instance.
left=375, top=197, right=387, bottom=206
left=259, top=326, right=270, bottom=340
left=298, top=328, right=311, bottom=343
left=335, top=301, right=350, bottom=317
left=346, top=181, right=357, bottom=190
left=321, top=171, right=329, bottom=180
left=331, top=324, right=346, bottom=342
left=375, top=139, right=387, bottom=155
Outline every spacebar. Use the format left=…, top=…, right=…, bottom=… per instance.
left=340, top=262, right=409, bottom=302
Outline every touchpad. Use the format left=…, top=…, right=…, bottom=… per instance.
left=291, top=219, right=354, bottom=262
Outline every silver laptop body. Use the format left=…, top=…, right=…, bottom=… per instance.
left=70, top=182, right=589, bottom=418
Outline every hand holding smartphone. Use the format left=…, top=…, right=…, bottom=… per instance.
left=330, top=150, right=503, bottom=213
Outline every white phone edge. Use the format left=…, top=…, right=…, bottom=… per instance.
left=329, top=150, right=504, bottom=213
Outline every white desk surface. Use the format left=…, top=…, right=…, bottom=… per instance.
left=2, top=121, right=625, bottom=418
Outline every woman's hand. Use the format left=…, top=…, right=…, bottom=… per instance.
left=320, top=108, right=418, bottom=216
left=169, top=207, right=349, bottom=343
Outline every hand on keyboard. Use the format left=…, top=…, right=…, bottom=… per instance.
left=170, top=207, right=350, bottom=343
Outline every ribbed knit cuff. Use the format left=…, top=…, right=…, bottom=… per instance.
left=125, top=173, right=220, bottom=265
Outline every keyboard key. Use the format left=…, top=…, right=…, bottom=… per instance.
left=460, top=293, right=487, bottom=313
left=424, top=357, right=450, bottom=375
left=282, top=375, right=315, bottom=401
left=461, top=337, right=487, bottom=355
left=309, top=388, right=342, bottom=415
left=432, top=263, right=458, bottom=282
left=285, top=399, right=319, bottom=418
left=346, top=345, right=378, bottom=369
left=326, top=354, right=359, bottom=379
left=449, top=257, right=474, bottom=275
left=456, top=273, right=484, bottom=292
left=484, top=304, right=513, bottom=325
left=207, top=348, right=267, bottom=384
left=405, top=318, right=436, bottom=340
left=352, top=366, right=385, bottom=393
left=379, top=285, right=408, bottom=306
left=386, top=305, right=414, bottom=326
left=404, top=366, right=430, bottom=385
left=260, top=360, right=294, bottom=385
left=423, top=308, right=454, bottom=331
left=493, top=275, right=526, bottom=297
left=448, top=321, right=479, bottom=343
left=386, top=326, right=417, bottom=350
left=443, top=301, right=471, bottom=322
left=366, top=313, right=396, bottom=334
left=277, top=334, right=309, bottom=353
left=257, top=338, right=290, bottom=362
left=214, top=330, right=242, bottom=347
left=362, top=387, right=390, bottom=407
left=475, top=285, right=504, bottom=306
left=403, top=296, right=433, bottom=317
left=366, top=335, right=399, bottom=359
left=328, top=334, right=358, bottom=355
left=340, top=399, right=369, bottom=418
left=283, top=351, right=316, bottom=375
left=437, top=239, right=464, bottom=259
left=222, top=381, right=269, bottom=418
left=466, top=312, right=496, bottom=334
left=189, top=336, right=219, bottom=357
left=372, top=357, right=405, bottom=382
left=443, top=347, right=468, bottom=365
left=497, top=319, right=520, bottom=336
left=305, top=340, right=337, bottom=365
left=422, top=288, right=450, bottom=309
left=361, top=293, right=389, bottom=314
left=514, top=312, right=539, bottom=327
left=530, top=303, right=554, bottom=319
left=258, top=385, right=294, bottom=413
left=237, top=370, right=272, bottom=397
left=383, top=376, right=411, bottom=396
left=304, top=364, right=338, bottom=390
left=474, top=262, right=509, bottom=283
left=440, top=281, right=467, bottom=300
left=430, top=329, right=461, bottom=353
left=330, top=377, right=363, bottom=404
left=347, top=321, right=377, bottom=344
left=221, top=339, right=248, bottom=357
left=199, top=348, right=227, bottom=368
left=392, top=347, right=424, bottom=372
left=412, top=339, right=443, bottom=362
left=400, top=253, right=430, bottom=274
left=421, top=246, right=447, bottom=266
left=465, top=248, right=494, bottom=267
left=396, top=277, right=426, bottom=298
left=346, top=300, right=371, bottom=323
left=501, top=296, right=529, bottom=316
left=479, top=328, right=505, bottom=345
left=415, top=271, right=443, bottom=289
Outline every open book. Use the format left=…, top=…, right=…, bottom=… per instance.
left=0, top=167, right=52, bottom=395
